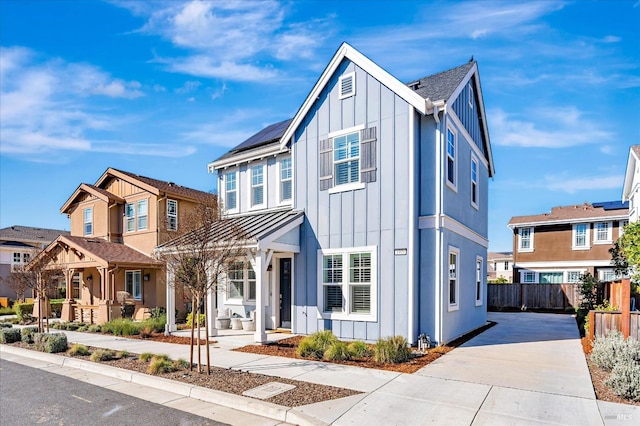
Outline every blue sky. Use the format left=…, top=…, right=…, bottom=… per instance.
left=1, top=0, right=639, bottom=252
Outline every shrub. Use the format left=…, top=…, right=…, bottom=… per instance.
left=186, top=312, right=206, bottom=327
left=69, top=344, right=90, bottom=356
left=0, top=322, right=13, bottom=329
left=50, top=302, right=63, bottom=318
left=101, top=318, right=141, bottom=336
left=148, top=358, right=176, bottom=375
left=174, top=358, right=190, bottom=369
left=142, top=315, right=166, bottom=333
left=297, top=330, right=339, bottom=359
left=87, top=324, right=101, bottom=333
left=0, top=306, right=15, bottom=316
left=139, top=352, right=155, bottom=362
left=90, top=349, right=116, bottom=361
left=324, top=341, right=352, bottom=361
left=33, top=333, right=67, bottom=353
left=117, top=350, right=130, bottom=359
left=139, top=326, right=154, bottom=339
left=591, top=332, right=628, bottom=371
left=606, top=361, right=640, bottom=401
left=77, top=324, right=89, bottom=332
left=0, top=328, right=21, bottom=343
left=151, top=307, right=166, bottom=319
left=374, top=336, right=410, bottom=364
left=348, top=341, right=373, bottom=358
left=21, top=326, right=39, bottom=343
left=14, top=303, right=33, bottom=322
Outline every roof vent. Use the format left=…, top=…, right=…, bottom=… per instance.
left=339, top=72, right=355, bottom=99
left=408, top=81, right=421, bottom=90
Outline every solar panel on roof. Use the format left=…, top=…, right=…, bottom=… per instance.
left=232, top=118, right=293, bottom=152
left=592, top=201, right=629, bottom=210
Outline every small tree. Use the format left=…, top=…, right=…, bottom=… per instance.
left=610, top=221, right=640, bottom=293
left=156, top=197, right=246, bottom=373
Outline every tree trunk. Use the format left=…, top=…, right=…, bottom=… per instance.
left=196, top=293, right=202, bottom=373
left=204, top=293, right=210, bottom=375
left=189, top=295, right=195, bottom=371
left=45, top=295, right=50, bottom=333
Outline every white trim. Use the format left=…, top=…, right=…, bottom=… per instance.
left=445, top=125, right=458, bottom=192
left=83, top=206, right=93, bottom=236
left=209, top=144, right=280, bottom=171
left=593, top=221, right=613, bottom=244
left=571, top=223, right=590, bottom=250
left=515, top=260, right=616, bottom=268
left=223, top=171, right=239, bottom=214
left=470, top=154, right=479, bottom=210
left=468, top=82, right=474, bottom=109
left=518, top=227, right=534, bottom=253
left=475, top=256, right=483, bottom=307
left=166, top=199, right=179, bottom=231
left=279, top=42, right=428, bottom=150
left=328, top=124, right=365, bottom=139
left=418, top=215, right=489, bottom=248
left=448, top=110, right=488, bottom=170
left=619, top=220, right=628, bottom=237
left=328, top=182, right=365, bottom=194
left=248, top=163, right=267, bottom=211
left=408, top=104, right=417, bottom=344
left=277, top=155, right=293, bottom=206
left=447, top=246, right=460, bottom=312
left=338, top=72, right=355, bottom=99
left=508, top=214, right=628, bottom=229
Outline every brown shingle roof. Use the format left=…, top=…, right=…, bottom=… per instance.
left=109, top=168, right=215, bottom=202
left=508, top=202, right=628, bottom=227
left=61, top=236, right=160, bottom=266
left=0, top=225, right=69, bottom=243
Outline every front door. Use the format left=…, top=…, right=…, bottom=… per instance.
left=279, top=258, right=292, bottom=328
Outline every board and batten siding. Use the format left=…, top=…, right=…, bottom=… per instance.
left=292, top=59, right=413, bottom=342
left=451, top=79, right=485, bottom=156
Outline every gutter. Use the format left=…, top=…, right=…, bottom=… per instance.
left=433, top=105, right=443, bottom=345
left=408, top=105, right=416, bottom=344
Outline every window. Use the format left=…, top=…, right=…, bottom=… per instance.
left=137, top=200, right=147, bottom=230
left=572, top=223, right=589, bottom=249
left=280, top=158, right=292, bottom=202
left=446, top=128, right=456, bottom=188
left=518, top=227, right=533, bottom=252
left=167, top=199, right=178, bottom=231
left=620, top=220, right=628, bottom=237
left=125, top=200, right=148, bottom=232
left=251, top=166, right=264, bottom=207
left=448, top=248, right=459, bottom=310
left=567, top=271, right=582, bottom=283
left=319, top=247, right=376, bottom=320
left=72, top=273, right=80, bottom=299
left=468, top=82, right=474, bottom=109
left=339, top=72, right=355, bottom=99
left=23, top=253, right=30, bottom=263
left=471, top=157, right=479, bottom=208
left=125, top=270, right=142, bottom=300
left=225, top=172, right=237, bottom=211
left=504, top=261, right=510, bottom=270
left=594, top=222, right=612, bottom=243
left=125, top=203, right=135, bottom=232
left=334, top=131, right=360, bottom=186
left=475, top=257, right=483, bottom=306
left=13, top=252, right=21, bottom=264
left=227, top=261, right=257, bottom=302
left=540, top=272, right=563, bottom=284
left=84, top=207, right=93, bottom=236
left=599, top=269, right=618, bottom=282
left=522, top=271, right=536, bottom=283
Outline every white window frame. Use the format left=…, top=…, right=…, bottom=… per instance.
left=338, top=71, right=355, bottom=99
left=470, top=155, right=479, bottom=210
left=619, top=220, right=628, bottom=237
left=448, top=246, right=460, bottom=311
left=125, top=199, right=149, bottom=233
left=167, top=199, right=178, bottom=231
left=250, top=164, right=266, bottom=210
left=317, top=246, right=377, bottom=322
left=566, top=271, right=583, bottom=283
left=446, top=127, right=457, bottom=191
left=599, top=268, right=619, bottom=282
left=225, top=171, right=238, bottom=213
left=522, top=271, right=536, bottom=283
left=594, top=221, right=613, bottom=244
left=327, top=124, right=366, bottom=194
left=125, top=270, right=142, bottom=301
left=83, top=207, right=93, bottom=236
left=137, top=199, right=148, bottom=231
left=572, top=223, right=590, bottom=250
left=225, top=261, right=257, bottom=304
left=475, top=256, right=483, bottom=307
left=518, top=227, right=534, bottom=252
left=278, top=157, right=293, bottom=204
left=539, top=271, right=563, bottom=284
left=468, top=82, right=474, bottom=109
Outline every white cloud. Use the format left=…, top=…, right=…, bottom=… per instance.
left=602, top=35, right=621, bottom=43
left=175, top=80, right=201, bottom=94
left=210, top=83, right=227, bottom=100
left=543, top=174, right=623, bottom=194
left=153, top=84, right=166, bottom=92
left=489, top=107, right=612, bottom=148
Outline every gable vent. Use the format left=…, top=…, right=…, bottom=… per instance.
left=339, top=72, right=355, bottom=99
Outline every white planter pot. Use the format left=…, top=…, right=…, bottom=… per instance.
left=241, top=319, right=255, bottom=331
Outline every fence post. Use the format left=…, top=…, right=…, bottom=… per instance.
left=588, top=310, right=595, bottom=342
left=622, top=279, right=631, bottom=339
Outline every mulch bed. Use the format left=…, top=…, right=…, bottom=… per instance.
left=128, top=333, right=215, bottom=346
left=234, top=321, right=496, bottom=374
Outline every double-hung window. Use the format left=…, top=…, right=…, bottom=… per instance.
left=225, top=172, right=237, bottom=211
left=137, top=200, right=148, bottom=230
left=448, top=248, right=459, bottom=310
left=572, top=223, right=589, bottom=249
left=126, top=200, right=148, bottom=232
left=125, top=203, right=135, bottom=232
left=167, top=199, right=178, bottom=231
left=125, top=270, right=142, bottom=300
left=280, top=157, right=292, bottom=202
left=594, top=222, right=612, bottom=243
left=227, top=261, right=256, bottom=302
left=84, top=207, right=93, bottom=236
left=251, top=166, right=264, bottom=207
left=518, top=227, right=533, bottom=252
left=334, top=131, right=360, bottom=186
left=319, top=247, right=376, bottom=320
left=446, top=128, right=456, bottom=189
left=471, top=156, right=479, bottom=209
left=475, top=257, right=483, bottom=306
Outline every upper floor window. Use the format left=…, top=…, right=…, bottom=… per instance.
left=471, top=156, right=479, bottom=209
left=251, top=165, right=265, bottom=207
left=448, top=248, right=459, bottom=311
left=167, top=199, right=178, bottom=231
left=504, top=261, right=510, bottom=270
left=137, top=200, right=148, bottom=231
left=475, top=257, right=483, bottom=306
left=468, top=82, right=474, bottom=109
left=83, top=207, right=93, bottom=236
left=446, top=128, right=456, bottom=189
left=225, top=172, right=237, bottom=211
left=11, top=252, right=29, bottom=270
left=126, top=200, right=148, bottom=232
left=280, top=158, right=292, bottom=202
left=125, top=270, right=142, bottom=300
left=334, top=131, right=360, bottom=186
left=518, top=227, right=533, bottom=252
left=594, top=221, right=612, bottom=243
left=572, top=223, right=589, bottom=249
left=125, top=203, right=135, bottom=232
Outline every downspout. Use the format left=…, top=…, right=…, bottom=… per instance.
left=408, top=105, right=417, bottom=345
left=433, top=106, right=443, bottom=345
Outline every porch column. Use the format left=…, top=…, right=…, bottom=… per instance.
left=165, top=266, right=176, bottom=335
left=251, top=249, right=273, bottom=344
left=61, top=269, right=74, bottom=322
left=207, top=285, right=218, bottom=337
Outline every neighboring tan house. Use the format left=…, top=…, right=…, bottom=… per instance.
left=165, top=42, right=495, bottom=345
left=487, top=251, right=513, bottom=282
left=0, top=226, right=69, bottom=298
left=508, top=201, right=628, bottom=284
left=622, top=145, right=640, bottom=223
left=35, top=168, right=215, bottom=324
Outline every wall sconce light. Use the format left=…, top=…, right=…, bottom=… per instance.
left=144, top=274, right=150, bottom=281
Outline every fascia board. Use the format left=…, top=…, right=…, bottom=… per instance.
left=278, top=42, right=428, bottom=150
left=508, top=215, right=629, bottom=229
left=208, top=145, right=282, bottom=171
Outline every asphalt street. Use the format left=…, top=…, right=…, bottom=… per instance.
left=0, top=358, right=227, bottom=426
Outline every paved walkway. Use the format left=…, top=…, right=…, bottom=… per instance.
left=2, top=312, right=639, bottom=425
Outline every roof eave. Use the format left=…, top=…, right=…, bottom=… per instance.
left=208, top=143, right=284, bottom=172
left=622, top=149, right=638, bottom=201
left=507, top=213, right=629, bottom=229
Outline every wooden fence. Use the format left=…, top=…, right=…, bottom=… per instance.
left=488, top=283, right=579, bottom=310
left=589, top=279, right=638, bottom=341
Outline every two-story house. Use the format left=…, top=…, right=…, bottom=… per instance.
left=487, top=251, right=513, bottom=282
left=508, top=201, right=628, bottom=284
left=0, top=225, right=69, bottom=299
left=34, top=168, right=215, bottom=324
left=164, top=43, right=495, bottom=345
left=623, top=145, right=640, bottom=223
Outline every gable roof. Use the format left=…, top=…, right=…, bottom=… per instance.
left=408, top=62, right=475, bottom=102
left=622, top=145, right=640, bottom=201
left=0, top=225, right=69, bottom=244
left=508, top=201, right=629, bottom=228
left=61, top=183, right=126, bottom=214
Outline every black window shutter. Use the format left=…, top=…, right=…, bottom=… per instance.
left=319, top=138, right=333, bottom=191
left=360, top=127, right=377, bottom=183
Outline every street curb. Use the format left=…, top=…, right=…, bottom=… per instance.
left=1, top=344, right=327, bottom=426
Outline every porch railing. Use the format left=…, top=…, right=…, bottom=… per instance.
left=74, top=304, right=99, bottom=324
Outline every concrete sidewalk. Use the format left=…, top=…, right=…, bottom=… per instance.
left=2, top=312, right=639, bottom=425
